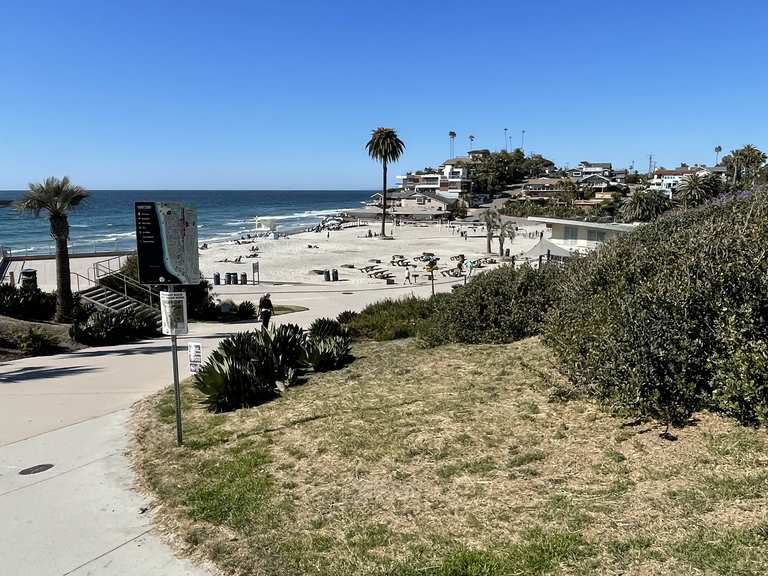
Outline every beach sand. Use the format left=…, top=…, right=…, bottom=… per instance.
left=198, top=220, right=547, bottom=286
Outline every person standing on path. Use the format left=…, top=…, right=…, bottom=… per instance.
left=403, top=267, right=412, bottom=285
left=258, top=292, right=274, bottom=329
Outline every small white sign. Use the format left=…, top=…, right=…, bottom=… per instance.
left=188, top=342, right=203, bottom=374
left=160, top=291, right=188, bottom=336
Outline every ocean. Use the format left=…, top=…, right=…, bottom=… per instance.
left=0, top=189, right=373, bottom=255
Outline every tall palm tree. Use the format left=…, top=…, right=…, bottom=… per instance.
left=16, top=177, right=88, bottom=322
left=714, top=145, right=722, bottom=165
left=366, top=128, right=405, bottom=237
left=481, top=209, right=499, bottom=254
left=676, top=173, right=709, bottom=210
left=448, top=131, right=456, bottom=159
left=468, top=134, right=475, bottom=151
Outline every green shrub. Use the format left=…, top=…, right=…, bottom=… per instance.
left=16, top=328, right=59, bottom=355
left=349, top=296, right=440, bottom=341
left=543, top=190, right=768, bottom=427
left=308, top=335, right=352, bottom=372
left=308, top=317, right=345, bottom=339
left=419, top=264, right=562, bottom=346
left=0, top=285, right=56, bottom=321
left=195, top=331, right=279, bottom=412
left=337, top=310, right=358, bottom=325
left=268, top=323, right=308, bottom=384
left=236, top=300, right=257, bottom=319
left=69, top=307, right=159, bottom=345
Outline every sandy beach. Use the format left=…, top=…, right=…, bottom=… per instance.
left=198, top=219, right=547, bottom=287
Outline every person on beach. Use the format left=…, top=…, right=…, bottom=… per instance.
left=258, top=292, right=274, bottom=329
left=404, top=267, right=412, bottom=285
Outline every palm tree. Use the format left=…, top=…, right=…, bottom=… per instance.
left=715, top=145, right=722, bottom=165
left=448, top=131, right=456, bottom=159
left=676, top=173, right=709, bottom=210
left=481, top=209, right=499, bottom=254
left=468, top=134, right=475, bottom=151
left=16, top=177, right=88, bottom=322
left=620, top=189, right=672, bottom=222
left=497, top=220, right=515, bottom=256
left=366, top=128, right=405, bottom=237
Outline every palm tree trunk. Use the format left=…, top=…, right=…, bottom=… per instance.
left=381, top=160, right=388, bottom=237
left=51, top=215, right=73, bottom=322
left=486, top=226, right=492, bottom=254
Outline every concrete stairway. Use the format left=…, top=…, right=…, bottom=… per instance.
left=78, top=285, right=162, bottom=326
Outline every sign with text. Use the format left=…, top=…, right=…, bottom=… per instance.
left=160, top=291, right=188, bottom=336
left=187, top=342, right=203, bottom=374
left=135, top=202, right=200, bottom=285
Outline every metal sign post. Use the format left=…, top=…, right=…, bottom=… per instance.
left=252, top=261, right=260, bottom=285
left=161, top=287, right=188, bottom=446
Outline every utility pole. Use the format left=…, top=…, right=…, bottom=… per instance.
left=504, top=128, right=508, bottom=152
left=648, top=154, right=654, bottom=176
left=521, top=129, right=526, bottom=153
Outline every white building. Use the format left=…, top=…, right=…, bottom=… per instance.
left=648, top=167, right=711, bottom=198
left=527, top=217, right=636, bottom=252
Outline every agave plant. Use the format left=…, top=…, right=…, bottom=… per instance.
left=307, top=334, right=352, bottom=372
left=308, top=317, right=346, bottom=339
left=268, top=323, right=308, bottom=384
left=195, top=331, right=279, bottom=412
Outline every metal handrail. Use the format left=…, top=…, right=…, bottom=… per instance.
left=92, top=260, right=160, bottom=309
left=72, top=271, right=160, bottom=314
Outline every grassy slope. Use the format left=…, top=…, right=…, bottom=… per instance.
left=0, top=314, right=81, bottom=360
left=134, top=338, right=768, bottom=576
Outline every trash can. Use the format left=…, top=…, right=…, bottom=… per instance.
left=323, top=270, right=331, bottom=282
left=213, top=272, right=221, bottom=285
left=240, top=272, right=248, bottom=285
left=232, top=273, right=239, bottom=285
left=225, top=273, right=232, bottom=285
left=20, top=269, right=37, bottom=290
left=505, top=248, right=510, bottom=257
left=331, top=269, right=339, bottom=282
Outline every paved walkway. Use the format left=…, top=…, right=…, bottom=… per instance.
left=0, top=281, right=452, bottom=575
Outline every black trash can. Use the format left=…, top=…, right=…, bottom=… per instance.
left=213, top=272, right=221, bottom=285
left=323, top=270, right=331, bottom=282
left=20, top=269, right=37, bottom=290
left=505, top=248, right=510, bottom=257
left=232, top=273, right=239, bottom=285
left=240, top=273, right=248, bottom=285
left=225, top=273, right=232, bottom=285
left=331, top=269, right=339, bottom=282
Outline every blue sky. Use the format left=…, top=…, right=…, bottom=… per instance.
left=1, top=0, right=766, bottom=189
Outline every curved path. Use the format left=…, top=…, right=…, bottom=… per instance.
left=0, top=281, right=451, bottom=575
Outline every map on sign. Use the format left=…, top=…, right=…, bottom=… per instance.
left=135, top=202, right=200, bottom=285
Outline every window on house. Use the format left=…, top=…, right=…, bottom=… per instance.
left=587, top=229, right=606, bottom=242
left=564, top=226, right=579, bottom=241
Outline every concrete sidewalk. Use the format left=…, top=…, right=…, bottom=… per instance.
left=0, top=282, right=453, bottom=575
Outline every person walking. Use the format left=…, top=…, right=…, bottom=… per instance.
left=258, top=292, right=274, bottom=329
left=403, top=267, right=412, bottom=285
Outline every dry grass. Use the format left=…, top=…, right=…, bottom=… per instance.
left=133, top=337, right=768, bottom=575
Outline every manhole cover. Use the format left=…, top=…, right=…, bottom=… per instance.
left=19, top=464, right=54, bottom=476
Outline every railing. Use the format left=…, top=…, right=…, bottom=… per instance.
left=71, top=271, right=97, bottom=293
left=73, top=270, right=160, bottom=315
left=93, top=260, right=160, bottom=309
